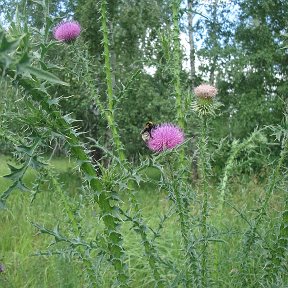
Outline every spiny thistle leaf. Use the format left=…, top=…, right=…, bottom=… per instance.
left=0, top=180, right=29, bottom=205
left=0, top=185, right=16, bottom=203
left=4, top=163, right=24, bottom=181
left=16, top=180, right=30, bottom=192
left=191, top=99, right=223, bottom=117
left=0, top=32, right=23, bottom=53
left=16, top=144, right=35, bottom=157
left=29, top=156, right=46, bottom=170
left=19, top=65, right=69, bottom=86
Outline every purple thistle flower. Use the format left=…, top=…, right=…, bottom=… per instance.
left=53, top=21, right=81, bottom=42
left=147, top=123, right=185, bottom=152
left=0, top=263, right=4, bottom=273
left=194, top=84, right=218, bottom=99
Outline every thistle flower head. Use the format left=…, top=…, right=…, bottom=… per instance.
left=147, top=123, right=184, bottom=152
left=53, top=20, right=81, bottom=42
left=194, top=84, right=218, bottom=99
left=192, top=83, right=220, bottom=116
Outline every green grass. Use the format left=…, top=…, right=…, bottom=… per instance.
left=0, top=156, right=82, bottom=288
left=0, top=156, right=286, bottom=287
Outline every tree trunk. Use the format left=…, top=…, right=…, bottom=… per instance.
left=187, top=0, right=198, bottom=181
left=209, top=1, right=218, bottom=85
left=187, top=0, right=196, bottom=87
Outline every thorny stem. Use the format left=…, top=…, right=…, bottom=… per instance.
left=122, top=206, right=164, bottom=287
left=100, top=6, right=164, bottom=280
left=100, top=0, right=125, bottom=162
left=199, top=116, right=209, bottom=287
left=259, top=107, right=288, bottom=281
left=171, top=8, right=199, bottom=282
left=47, top=171, right=100, bottom=285
left=246, top=138, right=288, bottom=249
left=167, top=157, right=200, bottom=287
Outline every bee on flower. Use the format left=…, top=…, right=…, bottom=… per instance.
left=141, top=122, right=185, bottom=153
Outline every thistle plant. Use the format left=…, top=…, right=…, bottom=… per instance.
left=239, top=116, right=288, bottom=286
left=264, top=112, right=288, bottom=283
left=1, top=1, right=288, bottom=287
left=145, top=123, right=201, bottom=286
left=49, top=12, right=167, bottom=287
left=192, top=83, right=219, bottom=287
left=219, top=129, right=267, bottom=209
left=0, top=10, right=130, bottom=285
left=192, top=83, right=220, bottom=116
left=266, top=188, right=288, bottom=282
left=264, top=178, right=288, bottom=285
left=100, top=3, right=169, bottom=283
left=167, top=5, right=203, bottom=282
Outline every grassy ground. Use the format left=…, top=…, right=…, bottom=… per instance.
left=0, top=155, right=286, bottom=287
left=0, top=156, right=81, bottom=288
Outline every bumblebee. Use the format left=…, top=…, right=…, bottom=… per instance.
left=140, top=121, right=156, bottom=142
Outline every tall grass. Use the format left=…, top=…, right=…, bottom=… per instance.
left=0, top=157, right=287, bottom=287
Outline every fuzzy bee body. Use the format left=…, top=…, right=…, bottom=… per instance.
left=140, top=121, right=156, bottom=142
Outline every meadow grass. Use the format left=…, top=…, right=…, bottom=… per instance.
left=0, top=156, right=286, bottom=287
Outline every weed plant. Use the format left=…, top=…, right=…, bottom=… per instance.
left=0, top=1, right=287, bottom=287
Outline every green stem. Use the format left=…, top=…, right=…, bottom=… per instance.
left=265, top=172, right=288, bottom=281
left=167, top=157, right=200, bottom=287
left=123, top=207, right=164, bottom=287
left=199, top=116, right=209, bottom=287
left=94, top=8, right=164, bottom=279
left=261, top=139, right=288, bottom=211
left=100, top=0, right=125, bottom=162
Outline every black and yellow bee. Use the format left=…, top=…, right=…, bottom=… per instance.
left=140, top=121, right=156, bottom=142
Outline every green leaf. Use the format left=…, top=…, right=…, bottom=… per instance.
left=4, top=163, right=24, bottom=181
left=16, top=144, right=34, bottom=156
left=22, top=66, right=69, bottom=86
left=40, top=42, right=59, bottom=58
left=0, top=33, right=22, bottom=53
left=109, top=231, right=123, bottom=244
left=18, top=52, right=31, bottom=65
left=47, top=97, right=61, bottom=106
left=31, top=0, right=46, bottom=7
left=30, top=156, right=46, bottom=169
left=16, top=180, right=29, bottom=192
left=0, top=184, right=17, bottom=202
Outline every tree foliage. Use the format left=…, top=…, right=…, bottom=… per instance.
left=1, top=0, right=287, bottom=160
